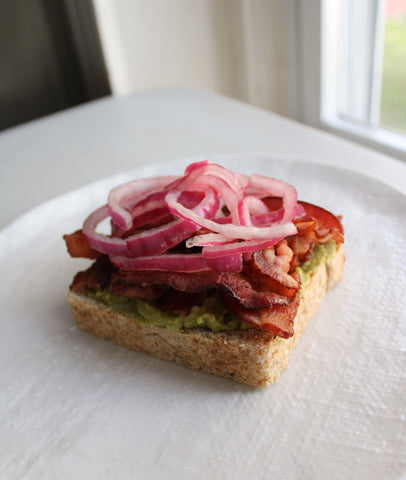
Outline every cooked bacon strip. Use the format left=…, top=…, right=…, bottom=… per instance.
left=288, top=234, right=315, bottom=270
left=109, top=280, right=165, bottom=300
left=63, top=230, right=100, bottom=259
left=113, top=268, right=291, bottom=309
left=70, top=256, right=115, bottom=293
left=221, top=290, right=300, bottom=338
left=112, top=270, right=219, bottom=292
left=249, top=240, right=299, bottom=298
left=218, top=272, right=291, bottom=308
left=155, top=289, right=207, bottom=316
left=258, top=291, right=300, bottom=337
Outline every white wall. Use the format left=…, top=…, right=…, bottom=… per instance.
left=92, top=0, right=293, bottom=117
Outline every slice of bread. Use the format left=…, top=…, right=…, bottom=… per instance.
left=67, top=243, right=344, bottom=387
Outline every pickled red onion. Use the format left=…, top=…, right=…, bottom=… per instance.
left=248, top=174, right=297, bottom=223
left=110, top=252, right=243, bottom=272
left=111, top=254, right=211, bottom=273
left=82, top=205, right=127, bottom=255
left=126, top=187, right=219, bottom=257
left=237, top=196, right=269, bottom=226
left=108, top=176, right=179, bottom=230
left=186, top=233, right=230, bottom=248
left=252, top=203, right=306, bottom=227
left=79, top=161, right=299, bottom=272
left=202, top=237, right=285, bottom=258
left=165, top=190, right=297, bottom=240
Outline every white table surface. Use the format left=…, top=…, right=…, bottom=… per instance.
left=0, top=87, right=405, bottom=230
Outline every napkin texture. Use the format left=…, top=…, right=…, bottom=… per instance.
left=1, top=155, right=405, bottom=480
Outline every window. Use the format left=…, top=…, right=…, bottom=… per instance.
left=296, top=0, right=406, bottom=160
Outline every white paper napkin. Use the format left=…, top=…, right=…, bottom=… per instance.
left=1, top=154, right=405, bottom=480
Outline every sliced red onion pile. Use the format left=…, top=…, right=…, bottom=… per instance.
left=82, top=161, right=301, bottom=273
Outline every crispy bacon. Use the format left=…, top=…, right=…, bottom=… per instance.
left=112, top=269, right=219, bottom=292
left=220, top=240, right=300, bottom=337
left=287, top=203, right=343, bottom=270
left=288, top=230, right=315, bottom=269
left=218, top=272, right=291, bottom=309
left=63, top=230, right=100, bottom=259
left=109, top=279, right=165, bottom=300
left=249, top=240, right=299, bottom=298
left=70, top=256, right=115, bottom=293
left=112, top=269, right=292, bottom=309
left=221, top=290, right=300, bottom=338
left=155, top=289, right=208, bottom=316
left=258, top=291, right=300, bottom=337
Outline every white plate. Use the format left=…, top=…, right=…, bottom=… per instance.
left=1, top=154, right=405, bottom=480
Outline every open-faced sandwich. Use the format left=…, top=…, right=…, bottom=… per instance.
left=64, top=161, right=344, bottom=386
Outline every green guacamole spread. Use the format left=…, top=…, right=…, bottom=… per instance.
left=89, top=290, right=251, bottom=333
left=88, top=241, right=336, bottom=333
left=295, top=241, right=336, bottom=294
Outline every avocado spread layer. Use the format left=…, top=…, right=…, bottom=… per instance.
left=89, top=290, right=250, bottom=332
left=88, top=241, right=336, bottom=333
left=296, top=240, right=336, bottom=293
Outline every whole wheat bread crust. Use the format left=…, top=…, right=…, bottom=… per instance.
left=67, top=243, right=344, bottom=387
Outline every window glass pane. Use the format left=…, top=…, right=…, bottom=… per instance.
left=335, top=0, right=406, bottom=135
left=380, top=0, right=406, bottom=134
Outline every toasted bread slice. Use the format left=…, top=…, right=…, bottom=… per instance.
left=67, top=243, right=344, bottom=387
